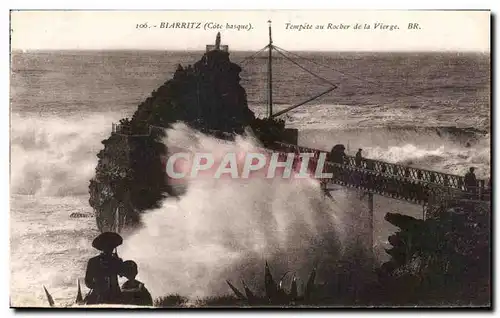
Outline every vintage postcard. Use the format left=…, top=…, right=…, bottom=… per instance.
left=9, top=10, right=491, bottom=308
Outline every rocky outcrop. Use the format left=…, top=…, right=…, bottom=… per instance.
left=89, top=39, right=290, bottom=232
left=127, top=49, right=256, bottom=135
left=89, top=130, right=167, bottom=232
left=371, top=200, right=491, bottom=306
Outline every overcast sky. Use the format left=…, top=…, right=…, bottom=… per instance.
left=10, top=10, right=490, bottom=51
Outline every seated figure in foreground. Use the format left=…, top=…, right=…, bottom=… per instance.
left=120, top=260, right=153, bottom=306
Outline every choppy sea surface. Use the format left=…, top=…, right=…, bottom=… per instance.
left=10, top=50, right=490, bottom=306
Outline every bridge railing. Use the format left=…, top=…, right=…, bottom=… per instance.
left=169, top=127, right=490, bottom=201
left=270, top=141, right=489, bottom=194
left=263, top=146, right=490, bottom=203
left=111, top=123, right=164, bottom=137
left=321, top=158, right=489, bottom=203
left=109, top=124, right=490, bottom=202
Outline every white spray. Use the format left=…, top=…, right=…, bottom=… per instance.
left=119, top=123, right=370, bottom=301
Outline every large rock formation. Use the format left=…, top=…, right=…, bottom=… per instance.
left=369, top=199, right=491, bottom=306
left=89, top=36, right=292, bottom=232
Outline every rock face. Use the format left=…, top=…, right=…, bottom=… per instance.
left=373, top=200, right=491, bottom=306
left=129, top=49, right=255, bottom=134
left=89, top=40, right=291, bottom=232
left=89, top=131, right=167, bottom=232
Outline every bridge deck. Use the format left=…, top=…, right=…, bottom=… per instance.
left=115, top=124, right=490, bottom=205
left=268, top=141, right=490, bottom=205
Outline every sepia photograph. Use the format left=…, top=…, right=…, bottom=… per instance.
left=9, top=9, right=491, bottom=308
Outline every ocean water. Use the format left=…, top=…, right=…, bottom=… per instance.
left=10, top=50, right=491, bottom=306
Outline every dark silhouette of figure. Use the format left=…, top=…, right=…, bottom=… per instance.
left=84, top=232, right=124, bottom=305
left=355, top=149, right=363, bottom=167
left=330, top=144, right=347, bottom=165
left=120, top=260, right=153, bottom=306
left=215, top=32, right=221, bottom=50
left=464, top=167, right=478, bottom=196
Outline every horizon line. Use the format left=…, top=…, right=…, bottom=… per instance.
left=10, top=48, right=490, bottom=54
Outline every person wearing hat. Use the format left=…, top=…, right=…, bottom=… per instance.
left=84, top=232, right=124, bottom=305
left=120, top=260, right=153, bottom=306
left=355, top=148, right=363, bottom=167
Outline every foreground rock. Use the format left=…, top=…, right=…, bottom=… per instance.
left=370, top=199, right=491, bottom=306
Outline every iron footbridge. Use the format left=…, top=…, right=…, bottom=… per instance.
left=113, top=123, right=490, bottom=206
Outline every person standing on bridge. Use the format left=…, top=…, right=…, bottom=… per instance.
left=464, top=167, right=478, bottom=196
left=355, top=149, right=363, bottom=168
